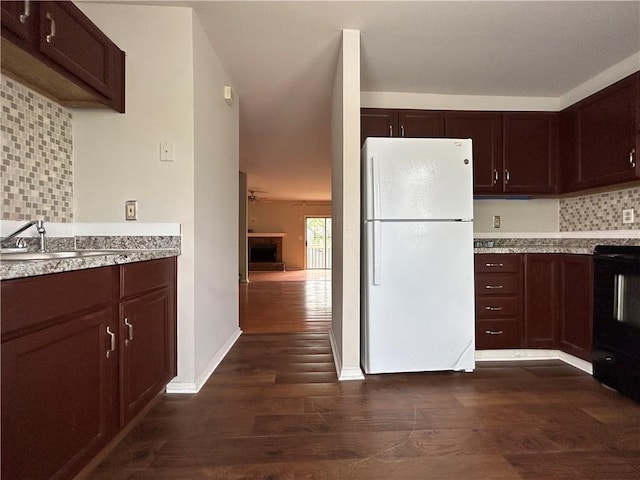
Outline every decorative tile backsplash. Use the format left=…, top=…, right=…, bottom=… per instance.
left=1, top=77, right=73, bottom=222
left=560, top=186, right=640, bottom=231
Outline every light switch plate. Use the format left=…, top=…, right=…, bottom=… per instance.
left=493, top=215, right=501, bottom=229
left=125, top=200, right=138, bottom=221
left=160, top=141, right=174, bottom=162
left=622, top=208, right=635, bottom=224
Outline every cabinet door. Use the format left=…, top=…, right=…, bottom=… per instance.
left=398, top=110, right=445, bottom=138
left=558, top=107, right=578, bottom=193
left=38, top=2, right=118, bottom=100
left=361, top=108, right=398, bottom=146
left=120, top=287, right=175, bottom=425
left=575, top=73, right=639, bottom=189
left=559, top=255, right=593, bottom=361
left=1, top=307, right=118, bottom=480
left=503, top=113, right=558, bottom=194
left=445, top=112, right=503, bottom=195
left=524, top=254, right=559, bottom=348
left=1, top=0, right=36, bottom=43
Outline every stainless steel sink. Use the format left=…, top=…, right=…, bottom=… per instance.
left=0, top=250, right=142, bottom=262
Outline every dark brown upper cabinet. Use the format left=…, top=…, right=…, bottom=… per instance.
left=560, top=72, right=639, bottom=192
left=444, top=112, right=503, bottom=195
left=361, top=108, right=398, bottom=146
left=503, top=112, right=558, bottom=194
left=1, top=1, right=37, bottom=43
left=1, top=1, right=125, bottom=113
left=398, top=110, right=445, bottom=138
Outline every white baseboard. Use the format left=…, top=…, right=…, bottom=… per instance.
left=328, top=327, right=365, bottom=381
left=166, top=328, right=242, bottom=394
left=476, top=349, right=592, bottom=374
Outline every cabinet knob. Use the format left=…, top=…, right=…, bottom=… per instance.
left=46, top=12, right=56, bottom=43
left=106, top=326, right=116, bottom=357
left=19, top=0, right=31, bottom=23
left=485, top=330, right=504, bottom=335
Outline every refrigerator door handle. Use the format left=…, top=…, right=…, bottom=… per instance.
left=370, top=156, right=382, bottom=220
left=372, top=221, right=382, bottom=285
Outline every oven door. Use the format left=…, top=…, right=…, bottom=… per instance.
left=592, top=251, right=640, bottom=403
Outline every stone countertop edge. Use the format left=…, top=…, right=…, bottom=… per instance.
left=474, top=247, right=593, bottom=255
left=1, top=249, right=180, bottom=281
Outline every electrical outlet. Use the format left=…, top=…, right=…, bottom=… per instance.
left=622, top=208, right=635, bottom=224
left=125, top=200, right=138, bottom=221
left=493, top=215, right=501, bottom=229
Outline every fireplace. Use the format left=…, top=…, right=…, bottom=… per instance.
left=250, top=245, right=277, bottom=263
left=248, top=234, right=285, bottom=271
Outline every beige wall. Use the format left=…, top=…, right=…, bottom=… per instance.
left=247, top=200, right=331, bottom=270
left=331, top=30, right=363, bottom=380
left=74, top=4, right=240, bottom=392
left=474, top=198, right=559, bottom=233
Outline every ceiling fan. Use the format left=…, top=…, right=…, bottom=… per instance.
left=247, top=189, right=267, bottom=203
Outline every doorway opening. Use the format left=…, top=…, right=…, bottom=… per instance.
left=305, top=216, right=332, bottom=270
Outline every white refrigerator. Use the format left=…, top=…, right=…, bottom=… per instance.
left=361, top=137, right=475, bottom=374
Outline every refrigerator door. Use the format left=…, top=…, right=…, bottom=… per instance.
left=361, top=220, right=475, bottom=374
left=363, top=137, right=473, bottom=221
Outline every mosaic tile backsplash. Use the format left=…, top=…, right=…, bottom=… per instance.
left=560, top=186, right=640, bottom=231
left=1, top=77, right=73, bottom=222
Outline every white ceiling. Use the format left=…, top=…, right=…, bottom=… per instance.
left=186, top=1, right=640, bottom=201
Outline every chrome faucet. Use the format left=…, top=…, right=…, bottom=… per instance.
left=1, top=220, right=47, bottom=252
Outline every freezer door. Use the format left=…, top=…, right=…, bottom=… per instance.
left=362, top=137, right=473, bottom=221
left=361, top=220, right=475, bottom=374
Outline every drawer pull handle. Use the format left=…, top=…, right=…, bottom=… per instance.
left=485, top=330, right=504, bottom=335
left=20, top=0, right=30, bottom=23
left=485, top=306, right=503, bottom=311
left=400, top=125, right=405, bottom=137
left=106, top=326, right=116, bottom=357
left=631, top=148, right=636, bottom=168
left=124, top=317, right=134, bottom=342
left=389, top=125, right=393, bottom=137
left=46, top=13, right=56, bottom=43
left=493, top=169, right=498, bottom=185
left=485, top=285, right=503, bottom=289
left=485, top=263, right=504, bottom=267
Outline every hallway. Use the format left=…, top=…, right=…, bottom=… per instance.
left=240, top=270, right=332, bottom=333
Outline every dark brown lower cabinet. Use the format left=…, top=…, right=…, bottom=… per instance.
left=1, top=306, right=118, bottom=480
left=474, top=254, right=524, bottom=349
left=121, top=287, right=175, bottom=425
left=1, top=257, right=177, bottom=480
left=523, top=254, right=593, bottom=361
left=558, top=255, right=593, bottom=361
left=524, top=254, right=559, bottom=348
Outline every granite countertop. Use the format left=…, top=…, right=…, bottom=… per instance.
left=473, top=237, right=640, bottom=255
left=1, top=248, right=180, bottom=281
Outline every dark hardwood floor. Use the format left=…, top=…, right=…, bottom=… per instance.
left=81, top=272, right=640, bottom=479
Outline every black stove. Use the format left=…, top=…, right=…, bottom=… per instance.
left=592, top=245, right=640, bottom=403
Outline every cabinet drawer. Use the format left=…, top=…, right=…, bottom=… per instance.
left=475, top=296, right=519, bottom=317
left=121, top=257, right=176, bottom=299
left=476, top=319, right=521, bottom=349
left=475, top=273, right=520, bottom=295
left=475, top=254, right=521, bottom=273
